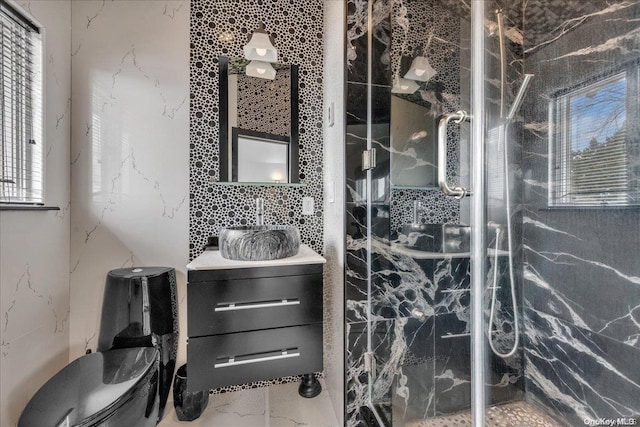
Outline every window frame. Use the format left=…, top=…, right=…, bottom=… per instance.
left=0, top=0, right=45, bottom=206
left=548, top=64, right=639, bottom=208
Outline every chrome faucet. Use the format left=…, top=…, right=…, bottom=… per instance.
left=412, top=200, right=427, bottom=229
left=255, top=198, right=264, bottom=226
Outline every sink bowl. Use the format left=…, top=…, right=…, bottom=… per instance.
left=219, top=225, right=301, bottom=261
left=396, top=224, right=470, bottom=253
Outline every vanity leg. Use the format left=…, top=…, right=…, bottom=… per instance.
left=298, top=373, right=322, bottom=398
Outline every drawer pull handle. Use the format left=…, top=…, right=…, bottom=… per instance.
left=214, top=349, right=300, bottom=368
left=214, top=298, right=300, bottom=312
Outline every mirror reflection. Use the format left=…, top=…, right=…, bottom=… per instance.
left=232, top=128, right=289, bottom=182
left=219, top=56, right=299, bottom=184
left=390, top=95, right=437, bottom=188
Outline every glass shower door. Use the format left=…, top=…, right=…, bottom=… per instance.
left=346, top=1, right=526, bottom=426
left=488, top=1, right=640, bottom=427
left=345, top=0, right=480, bottom=425
left=348, top=1, right=640, bottom=426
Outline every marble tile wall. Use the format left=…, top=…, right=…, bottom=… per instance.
left=345, top=0, right=426, bottom=423
left=520, top=1, right=640, bottom=425
left=0, top=1, right=71, bottom=425
left=69, top=0, right=190, bottom=364
left=344, top=1, right=526, bottom=425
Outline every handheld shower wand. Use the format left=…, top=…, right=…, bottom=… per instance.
left=488, top=9, right=534, bottom=359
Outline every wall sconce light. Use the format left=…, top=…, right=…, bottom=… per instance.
left=391, top=76, right=420, bottom=94
left=244, top=22, right=278, bottom=62
left=404, top=54, right=437, bottom=82
left=246, top=60, right=276, bottom=80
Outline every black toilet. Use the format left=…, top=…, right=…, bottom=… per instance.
left=19, top=267, right=178, bottom=427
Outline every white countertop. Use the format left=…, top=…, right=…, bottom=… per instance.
left=187, top=244, right=326, bottom=270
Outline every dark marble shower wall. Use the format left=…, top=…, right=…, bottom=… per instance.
left=344, top=1, right=523, bottom=425
left=520, top=1, right=640, bottom=425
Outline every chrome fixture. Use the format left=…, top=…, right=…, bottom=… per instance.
left=487, top=9, right=534, bottom=360
left=412, top=200, right=427, bottom=228
left=506, top=74, right=534, bottom=121
left=255, top=198, right=264, bottom=226
left=496, top=9, right=507, bottom=118
left=437, top=110, right=472, bottom=199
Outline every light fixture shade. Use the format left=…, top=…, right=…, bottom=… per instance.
left=404, top=56, right=437, bottom=82
left=391, top=77, right=420, bottom=94
left=246, top=60, right=277, bottom=80
left=244, top=31, right=278, bottom=62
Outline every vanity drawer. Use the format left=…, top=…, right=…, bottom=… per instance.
left=187, top=323, right=323, bottom=392
left=188, top=273, right=322, bottom=336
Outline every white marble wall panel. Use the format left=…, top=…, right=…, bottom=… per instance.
left=0, top=1, right=71, bottom=425
left=69, top=1, right=189, bottom=362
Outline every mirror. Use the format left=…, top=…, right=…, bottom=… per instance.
left=390, top=95, right=438, bottom=188
left=219, top=56, right=299, bottom=183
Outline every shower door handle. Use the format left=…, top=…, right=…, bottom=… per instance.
left=438, top=111, right=472, bottom=199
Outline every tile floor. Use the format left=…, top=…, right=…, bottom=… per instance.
left=408, top=401, right=562, bottom=427
left=159, top=379, right=340, bottom=427
left=160, top=385, right=560, bottom=427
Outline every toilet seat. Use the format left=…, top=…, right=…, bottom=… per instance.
left=18, top=347, right=159, bottom=427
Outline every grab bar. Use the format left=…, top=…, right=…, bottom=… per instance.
left=438, top=111, right=472, bottom=199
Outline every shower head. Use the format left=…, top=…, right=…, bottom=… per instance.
left=506, top=74, right=534, bottom=121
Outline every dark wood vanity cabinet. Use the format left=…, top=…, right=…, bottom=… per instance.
left=186, top=263, right=323, bottom=392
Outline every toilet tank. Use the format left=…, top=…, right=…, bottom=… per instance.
left=97, top=267, right=178, bottom=420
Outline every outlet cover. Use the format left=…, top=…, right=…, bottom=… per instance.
left=302, top=197, right=314, bottom=215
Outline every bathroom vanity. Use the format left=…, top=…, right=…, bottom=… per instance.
left=186, top=244, right=325, bottom=394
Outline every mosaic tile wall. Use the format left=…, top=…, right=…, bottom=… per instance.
left=188, top=0, right=325, bottom=393
left=389, top=189, right=460, bottom=235
left=189, top=0, right=324, bottom=260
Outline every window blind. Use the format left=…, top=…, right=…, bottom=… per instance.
left=550, top=71, right=638, bottom=207
left=0, top=1, right=43, bottom=204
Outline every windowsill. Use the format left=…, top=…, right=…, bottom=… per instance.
left=0, top=204, right=60, bottom=211
left=541, top=205, right=640, bottom=211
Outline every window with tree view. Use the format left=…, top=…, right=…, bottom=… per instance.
left=0, top=2, right=43, bottom=205
left=550, top=70, right=639, bottom=207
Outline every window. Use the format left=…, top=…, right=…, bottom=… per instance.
left=0, top=1, right=43, bottom=204
left=550, top=68, right=639, bottom=207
